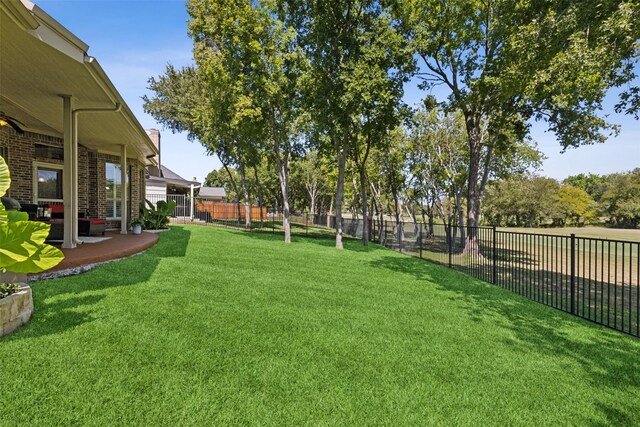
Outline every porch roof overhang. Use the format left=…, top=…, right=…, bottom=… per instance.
left=0, top=0, right=158, bottom=165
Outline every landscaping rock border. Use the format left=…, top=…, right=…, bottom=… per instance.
left=0, top=284, right=33, bottom=337
left=29, top=249, right=149, bottom=282
left=144, top=228, right=170, bottom=234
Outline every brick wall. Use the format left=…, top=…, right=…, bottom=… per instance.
left=0, top=127, right=62, bottom=202
left=1, top=127, right=145, bottom=230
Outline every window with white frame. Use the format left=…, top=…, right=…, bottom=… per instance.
left=105, top=162, right=130, bottom=219
left=34, top=162, right=63, bottom=202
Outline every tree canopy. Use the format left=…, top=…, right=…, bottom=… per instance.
left=145, top=0, right=640, bottom=250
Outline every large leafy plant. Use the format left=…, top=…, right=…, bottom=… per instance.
left=0, top=156, right=64, bottom=275
left=140, top=199, right=176, bottom=230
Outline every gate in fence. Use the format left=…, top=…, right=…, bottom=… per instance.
left=145, top=194, right=192, bottom=218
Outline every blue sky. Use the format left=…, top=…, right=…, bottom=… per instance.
left=37, top=0, right=639, bottom=183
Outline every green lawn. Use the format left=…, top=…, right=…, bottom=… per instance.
left=1, top=225, right=639, bottom=426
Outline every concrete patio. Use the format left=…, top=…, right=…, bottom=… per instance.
left=30, top=231, right=159, bottom=278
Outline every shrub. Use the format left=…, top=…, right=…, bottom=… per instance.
left=140, top=199, right=176, bottom=230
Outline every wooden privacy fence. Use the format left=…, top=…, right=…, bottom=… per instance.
left=196, top=201, right=266, bottom=221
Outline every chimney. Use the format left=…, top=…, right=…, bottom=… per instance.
left=145, top=129, right=161, bottom=176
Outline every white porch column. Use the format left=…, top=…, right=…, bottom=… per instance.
left=190, top=183, right=194, bottom=220
left=71, top=110, right=79, bottom=244
left=61, top=95, right=76, bottom=249
left=120, top=144, right=128, bottom=234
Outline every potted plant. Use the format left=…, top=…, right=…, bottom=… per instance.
left=130, top=218, right=143, bottom=235
left=0, top=155, right=64, bottom=336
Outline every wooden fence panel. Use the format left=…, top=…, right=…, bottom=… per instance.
left=196, top=201, right=266, bottom=221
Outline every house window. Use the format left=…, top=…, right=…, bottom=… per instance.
left=34, top=163, right=63, bottom=202
left=105, top=162, right=130, bottom=219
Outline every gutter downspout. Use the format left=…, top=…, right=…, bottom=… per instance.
left=72, top=103, right=121, bottom=244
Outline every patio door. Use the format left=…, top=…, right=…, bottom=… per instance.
left=105, top=162, right=130, bottom=220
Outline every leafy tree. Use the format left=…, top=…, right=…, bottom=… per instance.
left=551, top=185, right=597, bottom=226
left=380, top=128, right=408, bottom=241
left=188, top=0, right=307, bottom=241
left=289, top=0, right=410, bottom=248
left=563, top=173, right=609, bottom=203
left=600, top=170, right=640, bottom=228
left=406, top=106, right=467, bottom=238
left=204, top=168, right=239, bottom=202
left=392, top=0, right=640, bottom=252
left=484, top=176, right=599, bottom=227
left=291, top=150, right=328, bottom=216
left=143, top=65, right=247, bottom=224
left=484, top=175, right=560, bottom=227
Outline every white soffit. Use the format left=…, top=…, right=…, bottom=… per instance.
left=0, top=0, right=158, bottom=164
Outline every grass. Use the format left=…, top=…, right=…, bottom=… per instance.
left=497, top=226, right=640, bottom=242
left=1, top=225, right=639, bottom=426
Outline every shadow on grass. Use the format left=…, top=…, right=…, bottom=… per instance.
left=370, top=253, right=640, bottom=425
left=4, top=227, right=191, bottom=341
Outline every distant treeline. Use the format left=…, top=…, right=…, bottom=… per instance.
left=483, top=169, right=640, bottom=228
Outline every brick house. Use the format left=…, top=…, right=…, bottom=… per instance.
left=0, top=0, right=158, bottom=248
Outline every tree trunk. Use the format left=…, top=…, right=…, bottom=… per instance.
left=334, top=146, right=346, bottom=249
left=310, top=195, right=316, bottom=219
left=278, top=160, right=291, bottom=243
left=359, top=166, right=369, bottom=246
left=274, top=147, right=291, bottom=244
left=368, top=194, right=375, bottom=243
left=370, top=180, right=385, bottom=244
left=392, top=187, right=403, bottom=245
left=305, top=176, right=318, bottom=218
left=239, top=163, right=251, bottom=230
left=354, top=134, right=372, bottom=246
left=253, top=166, right=264, bottom=225
left=427, top=200, right=435, bottom=238
left=221, top=160, right=242, bottom=225
left=455, top=189, right=465, bottom=247
left=410, top=202, right=420, bottom=248
left=463, top=111, right=482, bottom=256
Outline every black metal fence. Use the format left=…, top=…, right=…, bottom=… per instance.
left=331, top=215, right=640, bottom=338
left=153, top=195, right=639, bottom=338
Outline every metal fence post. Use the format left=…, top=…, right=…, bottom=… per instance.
left=492, top=226, right=497, bottom=284
left=570, top=233, right=576, bottom=314
left=419, top=222, right=423, bottom=259
left=448, top=225, right=453, bottom=268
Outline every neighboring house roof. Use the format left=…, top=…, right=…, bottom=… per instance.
left=199, top=187, right=226, bottom=199
left=0, top=0, right=158, bottom=164
left=146, top=165, right=200, bottom=189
